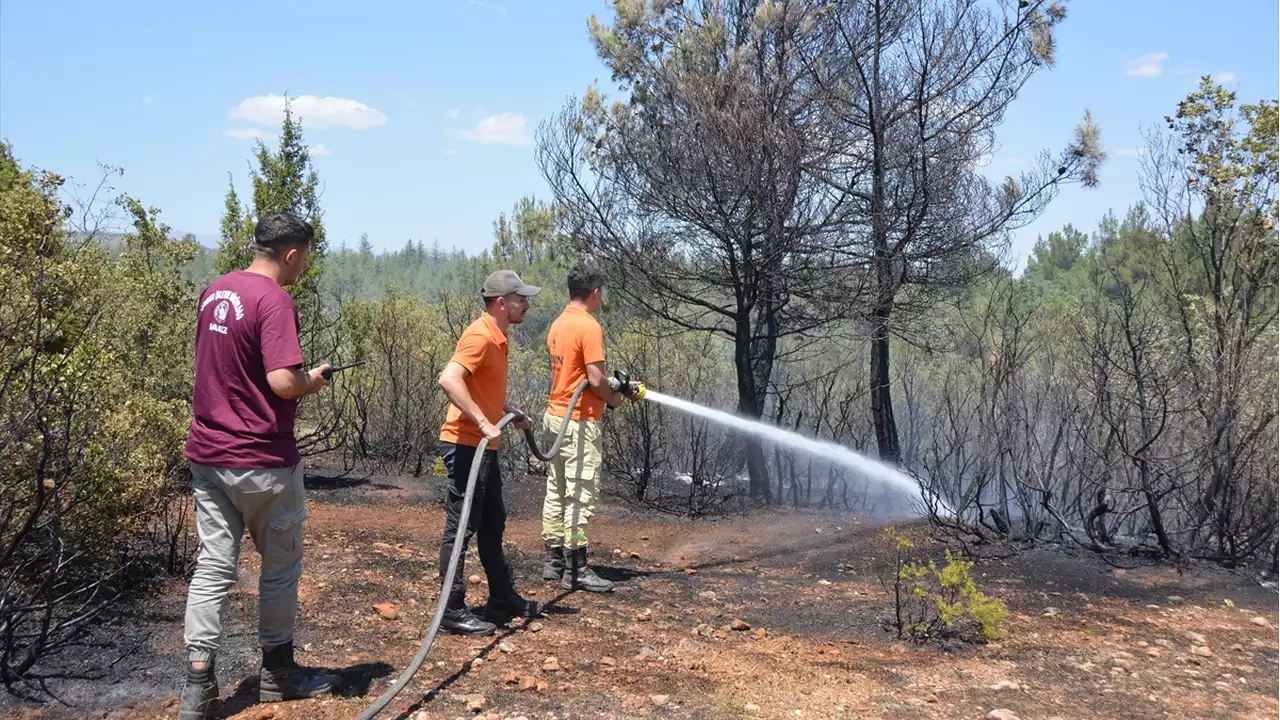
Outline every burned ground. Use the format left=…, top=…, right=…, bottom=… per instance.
left=2, top=464, right=1276, bottom=720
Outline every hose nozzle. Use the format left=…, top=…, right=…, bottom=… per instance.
left=609, top=369, right=647, bottom=402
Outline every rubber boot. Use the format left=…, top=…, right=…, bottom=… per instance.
left=178, top=657, right=220, bottom=720
left=541, top=544, right=565, bottom=581
left=561, top=547, right=615, bottom=593
left=259, top=641, right=342, bottom=702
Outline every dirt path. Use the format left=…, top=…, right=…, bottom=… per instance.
left=3, top=471, right=1277, bottom=720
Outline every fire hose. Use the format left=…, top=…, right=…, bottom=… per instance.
left=354, top=371, right=645, bottom=720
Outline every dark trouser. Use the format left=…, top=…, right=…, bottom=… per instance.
left=439, top=442, right=514, bottom=610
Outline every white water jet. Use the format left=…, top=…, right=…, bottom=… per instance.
left=643, top=390, right=950, bottom=516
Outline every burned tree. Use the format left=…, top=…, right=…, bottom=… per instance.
left=538, top=0, right=861, bottom=501
left=808, top=0, right=1104, bottom=463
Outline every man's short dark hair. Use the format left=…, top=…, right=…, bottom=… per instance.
left=567, top=264, right=604, bottom=300
left=254, top=213, right=314, bottom=258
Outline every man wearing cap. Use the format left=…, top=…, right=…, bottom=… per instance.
left=435, top=269, right=544, bottom=636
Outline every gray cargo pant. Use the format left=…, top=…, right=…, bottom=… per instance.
left=183, top=462, right=307, bottom=662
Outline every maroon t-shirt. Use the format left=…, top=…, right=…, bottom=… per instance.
left=185, top=271, right=305, bottom=469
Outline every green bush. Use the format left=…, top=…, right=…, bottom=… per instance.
left=882, top=528, right=1007, bottom=644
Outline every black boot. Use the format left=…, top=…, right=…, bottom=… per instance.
left=178, top=658, right=220, bottom=720
left=259, top=641, right=342, bottom=702
left=541, top=544, right=565, bottom=581
left=439, top=565, right=497, bottom=635
left=441, top=607, right=498, bottom=635
left=484, top=591, right=543, bottom=623
left=561, top=547, right=615, bottom=593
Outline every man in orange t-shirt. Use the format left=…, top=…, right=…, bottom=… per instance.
left=540, top=265, right=630, bottom=592
left=435, top=269, right=540, bottom=636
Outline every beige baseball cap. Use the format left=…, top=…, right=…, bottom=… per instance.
left=481, top=269, right=542, bottom=298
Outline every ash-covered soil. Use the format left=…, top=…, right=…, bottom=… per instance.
left=3, top=461, right=1276, bottom=720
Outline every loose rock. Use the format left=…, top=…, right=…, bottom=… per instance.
left=529, top=621, right=544, bottom=633
left=518, top=676, right=538, bottom=691
left=731, top=618, right=752, bottom=631
left=745, top=703, right=761, bottom=713
left=1251, top=616, right=1270, bottom=628
left=1191, top=645, right=1214, bottom=658
left=755, top=628, right=768, bottom=640
left=990, top=680, right=1020, bottom=691
left=468, top=574, right=482, bottom=585
left=542, top=656, right=562, bottom=672
left=987, top=710, right=1021, bottom=720
left=636, top=609, right=653, bottom=622
left=373, top=603, right=399, bottom=621
left=601, top=656, right=616, bottom=667
left=499, top=641, right=515, bottom=654
left=685, top=568, right=698, bottom=575
left=465, top=695, right=485, bottom=712
left=651, top=694, right=671, bottom=707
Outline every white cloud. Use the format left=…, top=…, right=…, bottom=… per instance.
left=309, top=144, right=332, bottom=156
left=442, top=148, right=459, bottom=156
left=459, top=113, right=531, bottom=146
left=1126, top=52, right=1169, bottom=77
left=1211, top=71, right=1237, bottom=84
left=228, top=94, right=388, bottom=130
left=1118, top=147, right=1148, bottom=157
left=224, top=128, right=270, bottom=140
left=446, top=108, right=462, bottom=119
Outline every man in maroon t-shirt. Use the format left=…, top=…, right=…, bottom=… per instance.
left=179, top=213, right=340, bottom=719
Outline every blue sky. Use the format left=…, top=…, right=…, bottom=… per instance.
left=2, top=0, right=1276, bottom=270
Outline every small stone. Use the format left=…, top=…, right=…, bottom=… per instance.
left=745, top=703, right=761, bottom=713
left=499, top=641, right=515, bottom=653
left=1186, top=631, right=1207, bottom=645
left=468, top=574, right=482, bottom=585
left=613, top=548, right=623, bottom=555
left=529, top=621, right=544, bottom=633
left=815, top=528, right=823, bottom=534
left=503, top=672, right=520, bottom=685
left=469, top=658, right=482, bottom=669
left=685, top=568, right=698, bottom=575
left=635, top=609, right=653, bottom=622
left=1042, top=607, right=1060, bottom=617
left=373, top=603, right=399, bottom=621
left=990, top=680, right=1020, bottom=691
left=817, top=579, right=832, bottom=586
left=537, top=680, right=548, bottom=692
left=1146, top=648, right=1162, bottom=658
left=542, top=656, right=562, bottom=672
left=601, top=656, right=616, bottom=667
left=465, top=695, right=485, bottom=712
left=755, top=628, right=767, bottom=640
left=1250, top=616, right=1270, bottom=628
left=1191, top=645, right=1213, bottom=658
left=651, top=694, right=670, bottom=707
left=254, top=707, right=278, bottom=720
left=1167, top=595, right=1185, bottom=602
left=1230, top=643, right=1244, bottom=652
left=1112, top=658, right=1132, bottom=670
left=629, top=551, right=642, bottom=559
left=518, top=676, right=537, bottom=691
left=641, top=535, right=650, bottom=540
left=731, top=618, right=751, bottom=631
left=987, top=710, right=1021, bottom=720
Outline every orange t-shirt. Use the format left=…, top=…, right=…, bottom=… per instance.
left=545, top=304, right=607, bottom=421
left=439, top=313, right=509, bottom=448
